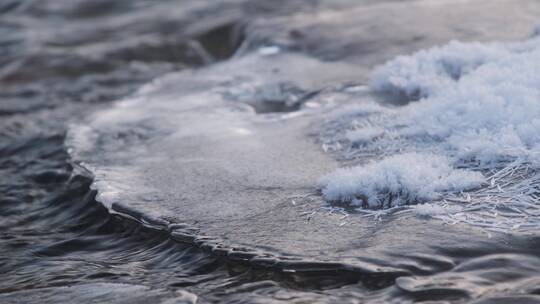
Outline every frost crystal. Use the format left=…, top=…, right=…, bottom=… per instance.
left=320, top=153, right=484, bottom=209
left=321, top=34, right=540, bottom=231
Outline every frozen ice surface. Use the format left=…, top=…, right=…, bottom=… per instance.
left=67, top=51, right=494, bottom=273
left=320, top=153, right=484, bottom=209
left=67, top=1, right=540, bottom=272
left=413, top=203, right=463, bottom=217
left=321, top=34, right=540, bottom=231
left=345, top=127, right=385, bottom=145
left=370, top=36, right=540, bottom=171
left=370, top=40, right=510, bottom=100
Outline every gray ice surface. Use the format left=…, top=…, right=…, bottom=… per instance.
left=67, top=0, right=540, bottom=275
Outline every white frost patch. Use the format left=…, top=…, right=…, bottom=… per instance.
left=375, top=36, right=540, bottom=166
left=320, top=153, right=484, bottom=209
left=370, top=40, right=508, bottom=100
left=322, top=33, right=540, bottom=231
left=345, top=127, right=384, bottom=144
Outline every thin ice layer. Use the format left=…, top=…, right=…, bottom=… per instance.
left=67, top=2, right=540, bottom=273
left=66, top=51, right=498, bottom=274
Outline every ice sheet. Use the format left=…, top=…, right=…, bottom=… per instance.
left=67, top=0, right=540, bottom=274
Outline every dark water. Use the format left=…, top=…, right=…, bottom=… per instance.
left=3, top=0, right=540, bottom=303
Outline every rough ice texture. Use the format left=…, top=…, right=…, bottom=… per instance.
left=321, top=35, right=540, bottom=230
left=413, top=203, right=463, bottom=217
left=374, top=37, right=540, bottom=166
left=345, top=127, right=384, bottom=144
left=370, top=40, right=509, bottom=100
left=321, top=153, right=484, bottom=209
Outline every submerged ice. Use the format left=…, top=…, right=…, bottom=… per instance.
left=321, top=34, right=540, bottom=229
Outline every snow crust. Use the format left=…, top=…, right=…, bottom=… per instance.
left=321, top=35, right=540, bottom=228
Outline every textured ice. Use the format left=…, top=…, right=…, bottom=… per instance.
left=321, top=34, right=540, bottom=231
left=413, top=203, right=463, bottom=217
left=66, top=2, right=540, bottom=274
left=66, top=51, right=498, bottom=274
left=321, top=153, right=484, bottom=209
left=371, top=36, right=540, bottom=166
left=345, top=127, right=385, bottom=145
left=370, top=40, right=510, bottom=100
